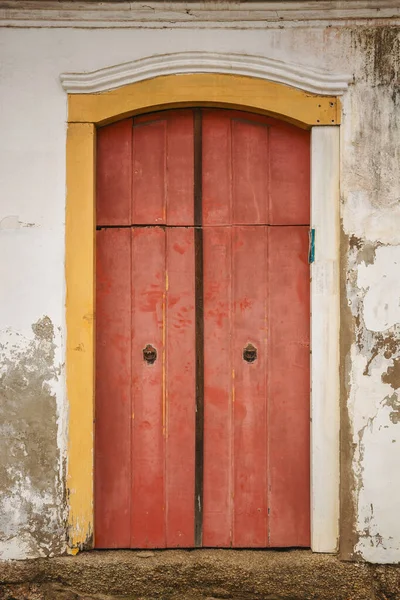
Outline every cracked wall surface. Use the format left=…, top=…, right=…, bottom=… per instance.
left=0, top=15, right=399, bottom=562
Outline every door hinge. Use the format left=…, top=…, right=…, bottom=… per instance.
left=308, top=228, right=315, bottom=264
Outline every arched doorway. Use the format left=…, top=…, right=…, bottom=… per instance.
left=94, top=108, right=310, bottom=548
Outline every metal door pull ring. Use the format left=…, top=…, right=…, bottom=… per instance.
left=243, top=343, right=257, bottom=363
left=143, top=344, right=157, bottom=365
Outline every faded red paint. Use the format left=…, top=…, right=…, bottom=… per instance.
left=165, top=227, right=196, bottom=546
left=95, top=109, right=310, bottom=549
left=95, top=227, right=131, bottom=548
left=96, top=119, right=132, bottom=226
left=202, top=111, right=310, bottom=548
left=267, top=226, right=310, bottom=547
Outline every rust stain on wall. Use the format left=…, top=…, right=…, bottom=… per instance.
left=382, top=359, right=400, bottom=391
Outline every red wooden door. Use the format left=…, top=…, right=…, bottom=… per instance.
left=95, top=109, right=310, bottom=549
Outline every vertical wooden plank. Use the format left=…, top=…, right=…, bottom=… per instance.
left=232, top=226, right=268, bottom=547
left=268, top=226, right=310, bottom=547
left=269, top=123, right=310, bottom=225
left=132, top=111, right=194, bottom=226
left=203, top=226, right=233, bottom=547
left=232, top=119, right=269, bottom=225
left=202, top=109, right=232, bottom=547
left=96, top=119, right=132, bottom=226
left=132, top=120, right=167, bottom=225
left=95, top=228, right=131, bottom=548
left=165, top=227, right=196, bottom=547
left=131, top=227, right=166, bottom=547
left=202, top=110, right=232, bottom=226
left=166, top=110, right=194, bottom=226
left=311, top=126, right=340, bottom=552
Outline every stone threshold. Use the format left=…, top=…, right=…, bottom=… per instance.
left=0, top=549, right=400, bottom=600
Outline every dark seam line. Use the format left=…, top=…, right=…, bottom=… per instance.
left=194, top=108, right=204, bottom=548
left=96, top=224, right=311, bottom=230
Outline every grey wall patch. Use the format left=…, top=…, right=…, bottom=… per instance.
left=383, top=393, right=400, bottom=424
left=0, top=317, right=65, bottom=559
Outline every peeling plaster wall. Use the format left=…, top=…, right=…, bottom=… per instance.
left=0, top=17, right=399, bottom=562
left=340, top=28, right=400, bottom=563
left=0, top=318, right=66, bottom=559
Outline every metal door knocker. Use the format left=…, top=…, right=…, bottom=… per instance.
left=143, top=344, right=157, bottom=365
left=243, top=343, right=257, bottom=363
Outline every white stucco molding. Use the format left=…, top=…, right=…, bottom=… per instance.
left=60, top=52, right=351, bottom=96
left=1, top=1, right=400, bottom=28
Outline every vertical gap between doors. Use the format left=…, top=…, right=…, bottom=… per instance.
left=194, top=109, right=204, bottom=548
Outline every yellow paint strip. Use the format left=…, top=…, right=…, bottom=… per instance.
left=68, top=74, right=339, bottom=128
left=66, top=122, right=96, bottom=550
left=162, top=286, right=167, bottom=435
left=163, top=270, right=168, bottom=436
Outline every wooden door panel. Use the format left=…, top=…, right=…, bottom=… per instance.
left=95, top=108, right=310, bottom=550
left=269, top=126, right=310, bottom=225
left=165, top=227, right=196, bottom=547
left=163, top=111, right=194, bottom=226
left=203, top=226, right=233, bottom=547
left=203, top=226, right=270, bottom=548
left=131, top=226, right=166, bottom=547
left=231, top=121, right=269, bottom=225
left=202, top=111, right=232, bottom=227
left=132, top=120, right=167, bottom=225
left=97, top=119, right=132, bottom=226
left=129, top=226, right=196, bottom=548
left=203, top=225, right=309, bottom=547
left=203, top=111, right=270, bottom=226
left=267, top=226, right=310, bottom=547
left=132, top=112, right=194, bottom=226
left=202, top=109, right=310, bottom=227
left=231, top=226, right=269, bottom=547
left=95, top=228, right=132, bottom=548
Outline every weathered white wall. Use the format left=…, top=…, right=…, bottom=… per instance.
left=0, top=14, right=399, bottom=562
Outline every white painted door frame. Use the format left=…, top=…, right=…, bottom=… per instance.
left=310, top=127, right=340, bottom=552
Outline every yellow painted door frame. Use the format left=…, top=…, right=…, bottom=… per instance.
left=65, top=72, right=340, bottom=552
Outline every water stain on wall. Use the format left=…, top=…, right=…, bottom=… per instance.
left=0, top=317, right=65, bottom=559
left=382, top=359, right=400, bottom=391
left=339, top=24, right=400, bottom=560
left=352, top=27, right=400, bottom=87
left=383, top=393, right=400, bottom=424
left=339, top=231, right=359, bottom=560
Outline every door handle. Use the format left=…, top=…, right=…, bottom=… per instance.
left=243, top=343, right=257, bottom=363
left=143, top=344, right=157, bottom=365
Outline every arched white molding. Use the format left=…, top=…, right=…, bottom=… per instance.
left=60, top=51, right=351, bottom=95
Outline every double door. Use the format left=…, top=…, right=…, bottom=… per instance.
left=95, top=109, right=310, bottom=548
